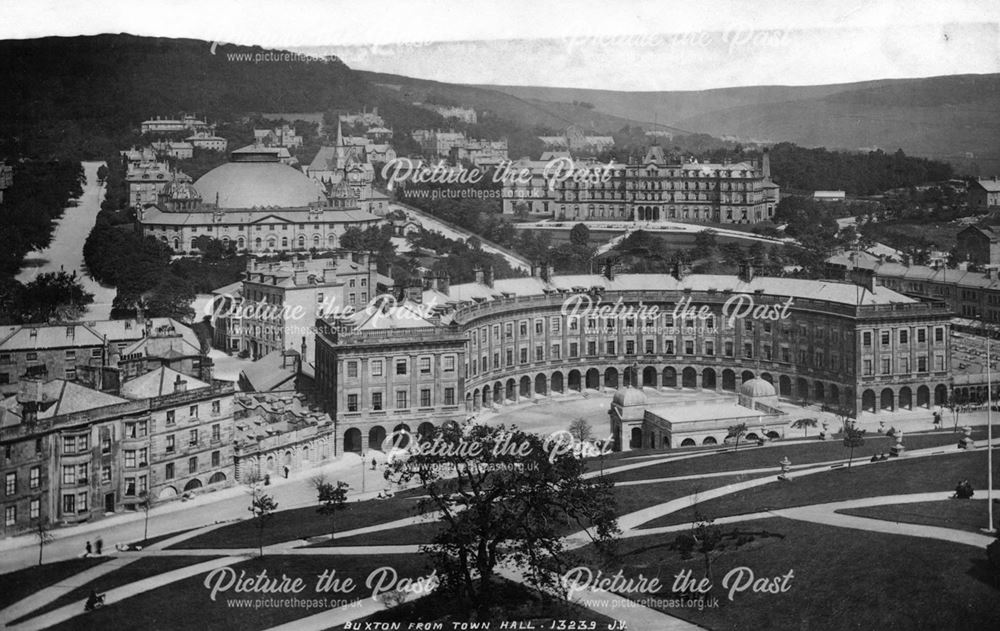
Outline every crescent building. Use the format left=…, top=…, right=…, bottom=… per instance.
left=315, top=264, right=952, bottom=454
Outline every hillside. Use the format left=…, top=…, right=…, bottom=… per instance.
left=360, top=70, right=665, bottom=134
left=480, top=74, right=1000, bottom=174
left=0, top=34, right=445, bottom=159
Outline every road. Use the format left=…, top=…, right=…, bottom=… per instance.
left=0, top=451, right=391, bottom=573
left=16, top=161, right=116, bottom=319
left=389, top=201, right=531, bottom=272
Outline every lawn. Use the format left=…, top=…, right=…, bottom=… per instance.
left=313, top=520, right=446, bottom=547
left=9, top=556, right=219, bottom=625
left=171, top=494, right=429, bottom=549
left=334, top=577, right=621, bottom=630
left=613, top=474, right=753, bottom=517
left=574, top=517, right=1000, bottom=631
left=0, top=557, right=106, bottom=611
left=639, top=449, right=998, bottom=529
left=840, top=499, right=1000, bottom=534
left=604, top=429, right=986, bottom=484
left=45, top=554, right=432, bottom=631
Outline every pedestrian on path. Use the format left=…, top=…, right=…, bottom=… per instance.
left=85, top=541, right=92, bottom=557
left=95, top=537, right=103, bottom=555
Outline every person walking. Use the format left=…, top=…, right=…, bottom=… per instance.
left=85, top=541, right=92, bottom=557
left=95, top=537, right=103, bottom=555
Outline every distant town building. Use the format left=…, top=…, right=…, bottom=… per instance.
left=968, top=177, right=1000, bottom=210
left=451, top=138, right=508, bottom=166
left=956, top=222, right=1000, bottom=267
left=140, top=115, right=210, bottom=135
left=231, top=143, right=295, bottom=165
left=151, top=141, right=194, bottom=160
left=813, top=190, right=846, bottom=202
left=538, top=125, right=614, bottom=153
left=415, top=104, right=478, bottom=125
left=185, top=131, right=228, bottom=152
left=412, top=129, right=467, bottom=158
left=306, top=120, right=391, bottom=215
left=338, top=107, right=384, bottom=128
left=126, top=161, right=183, bottom=207
left=253, top=124, right=302, bottom=148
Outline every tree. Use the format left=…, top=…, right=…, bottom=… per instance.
left=35, top=520, right=55, bottom=566
left=139, top=491, right=153, bottom=543
left=843, top=425, right=866, bottom=470
left=726, top=423, right=748, bottom=452
left=385, top=421, right=619, bottom=619
left=247, top=475, right=279, bottom=557
left=690, top=513, right=724, bottom=579
left=96, top=164, right=109, bottom=184
left=312, top=476, right=350, bottom=539
left=694, top=229, right=718, bottom=250
left=791, top=417, right=818, bottom=438
left=18, top=272, right=94, bottom=323
left=568, top=418, right=593, bottom=443
left=569, top=223, right=591, bottom=247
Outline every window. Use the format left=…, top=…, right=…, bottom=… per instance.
left=551, top=318, right=561, bottom=333
left=63, top=436, right=76, bottom=454
left=625, top=340, right=635, bottom=355
left=917, top=328, right=926, bottom=343
left=705, top=341, right=715, bottom=356
left=189, top=429, right=198, bottom=446
left=4, top=505, right=14, bottom=526
left=165, top=463, right=174, bottom=480
left=371, top=360, right=383, bottom=377
left=347, top=394, right=358, bottom=412
left=188, top=457, right=198, bottom=474
left=551, top=344, right=561, bottom=359
left=420, top=389, right=431, bottom=407
left=684, top=340, right=694, bottom=354
left=606, top=340, right=616, bottom=355
left=519, top=348, right=528, bottom=363
left=419, top=357, right=431, bottom=375
left=101, top=466, right=111, bottom=484
left=77, top=492, right=88, bottom=513
left=166, top=435, right=175, bottom=454
left=125, top=450, right=136, bottom=468
left=29, top=466, right=39, bottom=489
left=881, top=359, right=891, bottom=375
left=372, top=392, right=383, bottom=411
left=395, top=360, right=407, bottom=375
left=881, top=331, right=890, bottom=346
left=863, top=359, right=873, bottom=376
left=347, top=361, right=358, bottom=378
left=211, top=424, right=220, bottom=442
left=519, top=321, right=528, bottom=336
left=396, top=390, right=408, bottom=409
left=444, top=387, right=455, bottom=406
left=645, top=339, right=655, bottom=354
left=744, top=343, right=753, bottom=359
left=189, top=405, right=198, bottom=419
left=62, top=465, right=75, bottom=485
left=863, top=331, right=872, bottom=347
left=166, top=410, right=176, bottom=425
left=917, top=356, right=928, bottom=372
left=212, top=451, right=221, bottom=467
left=212, top=400, right=221, bottom=415
left=5, top=472, right=15, bottom=495
left=724, top=341, right=734, bottom=357
left=30, top=498, right=39, bottom=519
left=26, top=352, right=38, bottom=362
left=899, top=330, right=908, bottom=344
left=569, top=342, right=579, bottom=358
left=62, top=494, right=76, bottom=514
left=934, top=327, right=944, bottom=342
left=443, top=356, right=456, bottom=372
left=535, top=320, right=543, bottom=334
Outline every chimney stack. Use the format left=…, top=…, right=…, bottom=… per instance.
left=738, top=262, right=755, bottom=283
left=484, top=266, right=495, bottom=288
left=603, top=259, right=615, bottom=281
left=541, top=262, right=554, bottom=283
left=173, top=375, right=187, bottom=393
left=438, top=273, right=450, bottom=296
left=672, top=260, right=687, bottom=281
left=473, top=265, right=485, bottom=285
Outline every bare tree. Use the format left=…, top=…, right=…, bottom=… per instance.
left=727, top=423, right=748, bottom=452
left=568, top=417, right=593, bottom=443
left=247, top=472, right=278, bottom=557
left=35, top=520, right=55, bottom=566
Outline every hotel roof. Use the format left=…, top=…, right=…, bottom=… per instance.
left=827, top=251, right=1000, bottom=290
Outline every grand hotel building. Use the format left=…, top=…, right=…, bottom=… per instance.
left=501, top=147, right=780, bottom=224
left=316, top=266, right=952, bottom=453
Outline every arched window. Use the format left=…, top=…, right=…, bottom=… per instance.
left=281, top=237, right=288, bottom=248
left=254, top=237, right=262, bottom=249
left=298, top=236, right=305, bottom=248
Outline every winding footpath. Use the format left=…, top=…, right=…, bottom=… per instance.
left=3, top=436, right=996, bottom=631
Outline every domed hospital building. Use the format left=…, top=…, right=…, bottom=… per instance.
left=136, top=147, right=381, bottom=253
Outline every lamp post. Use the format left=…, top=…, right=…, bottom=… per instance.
left=985, top=326, right=995, bottom=534
left=977, top=315, right=995, bottom=534
left=361, top=448, right=367, bottom=495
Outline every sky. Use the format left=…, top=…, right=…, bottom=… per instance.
left=2, top=0, right=999, bottom=91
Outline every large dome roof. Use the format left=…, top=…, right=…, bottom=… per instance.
left=194, top=162, right=324, bottom=209
left=739, top=378, right=776, bottom=398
